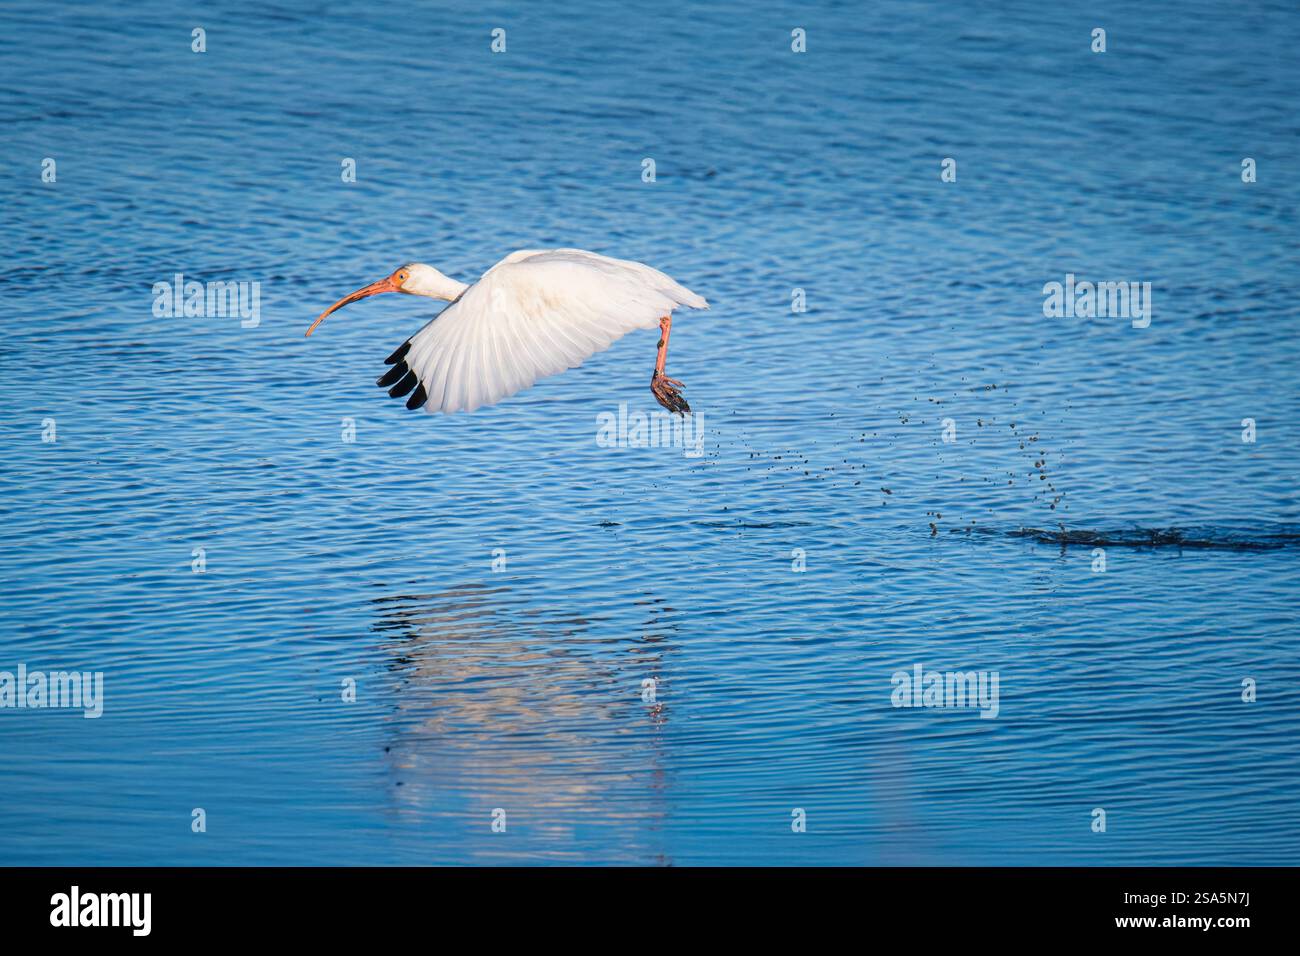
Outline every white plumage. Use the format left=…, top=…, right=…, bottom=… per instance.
left=307, top=247, right=707, bottom=416
left=398, top=249, right=706, bottom=413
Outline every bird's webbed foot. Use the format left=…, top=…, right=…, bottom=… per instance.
left=650, top=371, right=691, bottom=415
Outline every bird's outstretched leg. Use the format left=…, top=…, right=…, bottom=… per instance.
left=650, top=314, right=690, bottom=414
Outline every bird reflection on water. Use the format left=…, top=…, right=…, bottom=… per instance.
left=368, top=583, right=677, bottom=863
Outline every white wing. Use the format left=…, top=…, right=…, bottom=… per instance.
left=378, top=249, right=708, bottom=414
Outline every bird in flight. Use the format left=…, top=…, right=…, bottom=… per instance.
left=305, top=248, right=708, bottom=415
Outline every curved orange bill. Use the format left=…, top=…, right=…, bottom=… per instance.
left=305, top=274, right=401, bottom=337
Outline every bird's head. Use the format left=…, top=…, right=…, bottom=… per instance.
left=305, top=262, right=466, bottom=337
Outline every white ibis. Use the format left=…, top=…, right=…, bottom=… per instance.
left=305, top=249, right=708, bottom=415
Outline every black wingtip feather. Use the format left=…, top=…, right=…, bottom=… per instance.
left=389, top=369, right=418, bottom=398
left=377, top=362, right=408, bottom=387
left=405, top=383, right=427, bottom=410
left=384, top=341, right=411, bottom=365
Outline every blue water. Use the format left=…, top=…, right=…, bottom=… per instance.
left=2, top=0, right=1299, bottom=865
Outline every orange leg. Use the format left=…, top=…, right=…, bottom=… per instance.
left=650, top=314, right=689, bottom=414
